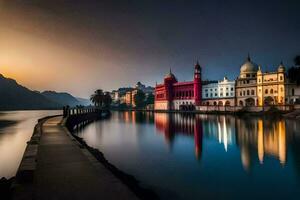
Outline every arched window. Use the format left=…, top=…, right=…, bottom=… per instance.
left=247, top=90, right=250, bottom=95
left=270, top=89, right=273, bottom=94
left=251, top=90, right=255, bottom=95
left=239, top=101, right=244, bottom=106
left=265, top=89, right=268, bottom=94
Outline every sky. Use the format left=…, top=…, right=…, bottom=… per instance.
left=0, top=0, right=299, bottom=98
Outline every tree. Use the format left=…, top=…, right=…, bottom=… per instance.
left=134, top=90, right=146, bottom=108
left=90, top=89, right=104, bottom=107
left=287, top=55, right=300, bottom=85
left=294, top=55, right=300, bottom=66
left=103, top=92, right=112, bottom=108
left=145, top=93, right=154, bottom=105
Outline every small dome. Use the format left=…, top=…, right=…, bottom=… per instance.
left=240, top=56, right=258, bottom=74
left=278, top=62, right=285, bottom=72
left=164, top=69, right=177, bottom=80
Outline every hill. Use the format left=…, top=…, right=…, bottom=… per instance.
left=0, top=74, right=61, bottom=110
left=41, top=91, right=81, bottom=107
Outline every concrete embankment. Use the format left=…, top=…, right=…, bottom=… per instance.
left=11, top=112, right=158, bottom=200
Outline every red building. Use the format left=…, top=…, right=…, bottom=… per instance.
left=155, top=62, right=202, bottom=110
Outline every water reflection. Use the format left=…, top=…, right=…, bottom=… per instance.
left=153, top=113, right=293, bottom=171
left=75, top=111, right=300, bottom=199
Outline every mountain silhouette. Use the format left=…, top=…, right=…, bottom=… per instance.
left=41, top=91, right=82, bottom=107
left=0, top=74, right=61, bottom=110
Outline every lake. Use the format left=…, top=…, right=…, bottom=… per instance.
left=0, top=110, right=61, bottom=178
left=75, top=111, right=300, bottom=200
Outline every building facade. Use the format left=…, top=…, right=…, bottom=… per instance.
left=202, top=77, right=235, bottom=106
left=235, top=56, right=259, bottom=106
left=154, top=62, right=202, bottom=110
left=236, top=56, right=299, bottom=106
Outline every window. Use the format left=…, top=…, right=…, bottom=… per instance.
left=292, top=88, right=295, bottom=96
left=247, top=90, right=250, bottom=95
left=220, top=93, right=223, bottom=96
left=243, top=91, right=245, bottom=96
left=270, top=89, right=273, bottom=94
left=240, top=91, right=242, bottom=96
left=226, top=93, right=229, bottom=96
left=210, top=93, right=213, bottom=97
left=215, top=93, right=218, bottom=96
left=265, top=89, right=268, bottom=94
left=231, top=88, right=233, bottom=91
left=280, top=76, right=283, bottom=81
left=251, top=90, right=255, bottom=95
left=206, top=94, right=208, bottom=97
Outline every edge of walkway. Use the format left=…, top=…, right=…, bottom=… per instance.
left=12, top=115, right=159, bottom=200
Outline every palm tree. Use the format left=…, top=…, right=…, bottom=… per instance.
left=103, top=92, right=112, bottom=108
left=90, top=89, right=104, bottom=107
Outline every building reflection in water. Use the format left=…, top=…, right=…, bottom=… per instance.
left=153, top=112, right=288, bottom=170
left=235, top=117, right=286, bottom=170
left=155, top=113, right=203, bottom=160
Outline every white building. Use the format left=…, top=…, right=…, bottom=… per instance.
left=202, top=77, right=235, bottom=106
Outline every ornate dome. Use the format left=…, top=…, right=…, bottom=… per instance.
left=240, top=56, right=258, bottom=74
left=278, top=62, right=285, bottom=72
left=164, top=69, right=177, bottom=80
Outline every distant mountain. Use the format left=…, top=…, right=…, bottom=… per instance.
left=76, top=97, right=92, bottom=106
left=0, top=74, right=61, bottom=110
left=41, top=91, right=81, bottom=107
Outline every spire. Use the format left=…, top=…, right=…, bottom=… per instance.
left=195, top=60, right=201, bottom=70
left=169, top=68, right=172, bottom=74
left=247, top=53, right=251, bottom=61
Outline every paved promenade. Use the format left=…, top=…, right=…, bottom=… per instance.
left=33, top=116, right=138, bottom=200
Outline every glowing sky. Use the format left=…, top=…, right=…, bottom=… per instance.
left=0, top=0, right=300, bottom=97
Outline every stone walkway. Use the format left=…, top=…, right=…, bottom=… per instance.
left=33, top=116, right=138, bottom=200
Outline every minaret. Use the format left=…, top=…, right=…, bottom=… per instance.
left=194, top=61, right=202, bottom=106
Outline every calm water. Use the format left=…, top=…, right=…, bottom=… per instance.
left=75, top=111, right=300, bottom=200
left=0, top=110, right=61, bottom=178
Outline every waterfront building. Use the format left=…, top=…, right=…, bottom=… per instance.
left=236, top=56, right=300, bottom=106
left=235, top=55, right=259, bottom=106
left=256, top=63, right=286, bottom=106
left=154, top=62, right=202, bottom=110
left=202, top=77, right=235, bottom=106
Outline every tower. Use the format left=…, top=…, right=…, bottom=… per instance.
left=194, top=61, right=202, bottom=106
left=164, top=68, right=177, bottom=110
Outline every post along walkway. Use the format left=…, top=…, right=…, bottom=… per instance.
left=34, top=116, right=138, bottom=200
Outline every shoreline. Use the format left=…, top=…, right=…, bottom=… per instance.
left=111, top=107, right=294, bottom=116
